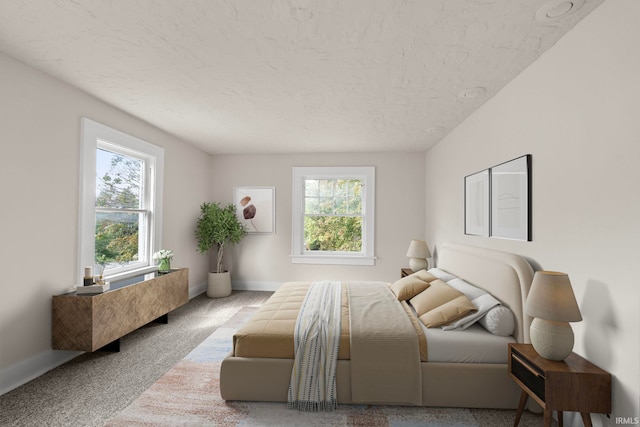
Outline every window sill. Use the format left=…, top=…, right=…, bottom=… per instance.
left=104, top=266, right=158, bottom=283
left=290, top=254, right=376, bottom=266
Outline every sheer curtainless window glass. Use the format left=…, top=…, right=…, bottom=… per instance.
left=94, top=145, right=148, bottom=273
left=291, top=166, right=375, bottom=265
left=79, top=118, right=164, bottom=283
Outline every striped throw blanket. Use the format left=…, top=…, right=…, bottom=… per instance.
left=287, top=281, right=342, bottom=412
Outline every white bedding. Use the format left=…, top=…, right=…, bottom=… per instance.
left=423, top=323, right=514, bottom=363
left=405, top=283, right=515, bottom=364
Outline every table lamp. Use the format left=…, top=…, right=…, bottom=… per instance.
left=525, top=271, right=582, bottom=361
left=406, top=240, right=431, bottom=271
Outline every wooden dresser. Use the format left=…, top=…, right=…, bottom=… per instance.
left=52, top=268, right=188, bottom=352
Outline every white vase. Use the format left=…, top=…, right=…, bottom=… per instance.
left=207, top=271, right=232, bottom=298
left=530, top=317, right=574, bottom=361
left=409, top=257, right=429, bottom=271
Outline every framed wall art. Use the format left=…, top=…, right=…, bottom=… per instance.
left=234, top=187, right=275, bottom=234
left=464, top=169, right=490, bottom=237
left=490, top=155, right=531, bottom=241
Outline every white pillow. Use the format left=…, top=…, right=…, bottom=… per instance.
left=427, top=268, right=457, bottom=283
left=441, top=278, right=500, bottom=330
left=478, top=306, right=515, bottom=336
left=447, top=278, right=486, bottom=300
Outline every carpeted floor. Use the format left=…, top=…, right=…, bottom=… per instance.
left=0, top=291, right=272, bottom=427
left=1, top=290, right=545, bottom=427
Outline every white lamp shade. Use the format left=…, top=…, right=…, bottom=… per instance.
left=525, top=271, right=582, bottom=322
left=406, top=240, right=431, bottom=259
left=407, top=240, right=430, bottom=272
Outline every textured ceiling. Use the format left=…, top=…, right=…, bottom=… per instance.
left=0, top=0, right=602, bottom=154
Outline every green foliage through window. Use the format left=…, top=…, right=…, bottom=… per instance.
left=303, top=179, right=363, bottom=252
left=95, top=148, right=144, bottom=268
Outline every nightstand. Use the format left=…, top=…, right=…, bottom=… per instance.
left=400, top=268, right=414, bottom=278
left=508, top=343, right=611, bottom=427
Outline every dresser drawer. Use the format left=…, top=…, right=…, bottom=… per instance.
left=510, top=350, right=545, bottom=401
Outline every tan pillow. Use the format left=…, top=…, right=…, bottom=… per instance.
left=409, top=280, right=463, bottom=316
left=412, top=270, right=438, bottom=283
left=391, top=276, right=430, bottom=301
left=419, top=295, right=477, bottom=328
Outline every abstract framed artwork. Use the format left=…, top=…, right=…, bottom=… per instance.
left=234, top=187, right=275, bottom=234
left=490, top=155, right=531, bottom=241
left=464, top=169, right=490, bottom=237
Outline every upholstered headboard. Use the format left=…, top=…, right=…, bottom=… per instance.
left=437, top=242, right=534, bottom=343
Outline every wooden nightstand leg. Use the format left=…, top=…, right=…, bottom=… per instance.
left=558, top=410, right=563, bottom=427
left=580, top=413, right=593, bottom=427
left=513, top=390, right=528, bottom=426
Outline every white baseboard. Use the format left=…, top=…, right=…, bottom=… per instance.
left=1, top=283, right=209, bottom=396
left=232, top=280, right=282, bottom=292
left=189, top=281, right=207, bottom=298
left=0, top=349, right=81, bottom=395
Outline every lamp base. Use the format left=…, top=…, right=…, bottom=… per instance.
left=409, top=258, right=429, bottom=272
left=530, top=318, right=574, bottom=361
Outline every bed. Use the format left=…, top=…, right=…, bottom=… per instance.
left=220, top=242, right=534, bottom=408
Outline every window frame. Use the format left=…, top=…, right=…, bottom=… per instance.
left=291, top=166, right=375, bottom=265
left=79, top=118, right=164, bottom=283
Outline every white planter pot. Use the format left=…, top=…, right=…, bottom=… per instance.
left=207, top=271, right=232, bottom=298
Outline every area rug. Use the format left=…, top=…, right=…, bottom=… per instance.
left=104, top=307, right=490, bottom=426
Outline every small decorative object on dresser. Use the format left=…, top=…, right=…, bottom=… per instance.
left=76, top=282, right=110, bottom=294
left=509, top=343, right=611, bottom=427
left=153, top=249, right=174, bottom=273
left=406, top=239, right=431, bottom=271
left=83, top=266, right=94, bottom=286
left=525, top=271, right=582, bottom=361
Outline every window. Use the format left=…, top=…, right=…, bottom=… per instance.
left=292, top=166, right=375, bottom=265
left=79, top=118, right=164, bottom=282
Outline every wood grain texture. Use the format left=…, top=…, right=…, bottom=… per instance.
left=509, top=343, right=611, bottom=426
left=52, top=268, right=189, bottom=351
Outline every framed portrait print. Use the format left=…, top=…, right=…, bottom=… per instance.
left=464, top=169, right=490, bottom=237
left=490, top=155, right=531, bottom=241
left=234, top=187, right=275, bottom=234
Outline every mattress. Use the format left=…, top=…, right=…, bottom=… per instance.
left=404, top=295, right=515, bottom=364
left=424, top=324, right=515, bottom=363
left=232, top=281, right=428, bottom=361
left=233, top=282, right=351, bottom=359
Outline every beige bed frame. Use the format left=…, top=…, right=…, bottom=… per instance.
left=220, top=242, right=534, bottom=408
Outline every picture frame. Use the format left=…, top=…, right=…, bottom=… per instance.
left=234, top=187, right=275, bottom=234
left=464, top=169, right=490, bottom=237
left=490, top=155, right=531, bottom=241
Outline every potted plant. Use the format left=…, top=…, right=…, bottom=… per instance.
left=195, top=202, right=247, bottom=297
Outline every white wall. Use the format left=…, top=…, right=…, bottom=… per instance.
left=0, top=52, right=211, bottom=393
left=209, top=152, right=426, bottom=288
left=424, top=1, right=639, bottom=424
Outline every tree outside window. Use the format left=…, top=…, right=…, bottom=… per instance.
left=95, top=148, right=146, bottom=272
left=291, top=166, right=375, bottom=266
left=303, top=179, right=363, bottom=252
